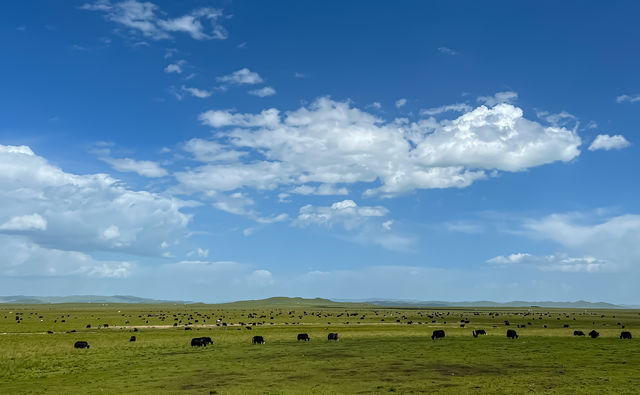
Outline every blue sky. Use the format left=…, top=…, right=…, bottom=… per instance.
left=1, top=1, right=639, bottom=303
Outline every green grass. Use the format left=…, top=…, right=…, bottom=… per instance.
left=1, top=303, right=639, bottom=394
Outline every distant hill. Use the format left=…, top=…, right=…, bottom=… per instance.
left=208, top=296, right=373, bottom=309
left=361, top=299, right=629, bottom=309
left=0, top=295, right=188, bottom=304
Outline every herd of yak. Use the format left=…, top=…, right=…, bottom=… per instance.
left=73, top=329, right=633, bottom=349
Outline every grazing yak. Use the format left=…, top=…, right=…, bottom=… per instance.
left=472, top=329, right=486, bottom=337
left=620, top=331, right=632, bottom=340
left=328, top=333, right=339, bottom=341
left=129, top=336, right=136, bottom=342
left=589, top=330, right=600, bottom=339
left=74, top=341, right=90, bottom=349
left=190, top=337, right=213, bottom=347
left=573, top=331, right=585, bottom=336
left=431, top=330, right=445, bottom=340
left=506, top=329, right=519, bottom=339
left=297, top=333, right=310, bottom=341
left=252, top=335, right=265, bottom=344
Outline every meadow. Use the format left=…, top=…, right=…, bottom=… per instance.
left=1, top=299, right=639, bottom=394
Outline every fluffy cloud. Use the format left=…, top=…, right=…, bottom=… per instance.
left=0, top=213, right=47, bottom=231
left=217, top=68, right=263, bottom=85
left=588, top=134, right=630, bottom=151
left=487, top=252, right=612, bottom=273
left=177, top=97, right=581, bottom=198
left=81, top=1, right=227, bottom=41
left=100, top=156, right=168, bottom=177
left=248, top=86, right=276, bottom=97
left=0, top=144, right=191, bottom=258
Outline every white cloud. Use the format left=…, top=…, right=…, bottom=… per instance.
left=187, top=247, right=209, bottom=258
left=420, top=103, right=472, bottom=116
left=100, top=156, right=168, bottom=177
left=438, top=46, right=457, bottom=55
left=248, top=86, right=276, bottom=97
left=295, top=200, right=388, bottom=231
left=616, top=94, right=640, bottom=103
left=395, top=98, right=407, bottom=108
left=536, top=110, right=577, bottom=127
left=181, top=85, right=212, bottom=98
left=0, top=144, right=191, bottom=257
left=101, top=225, right=120, bottom=240
left=177, top=97, right=581, bottom=198
left=183, top=138, right=246, bottom=162
left=247, top=269, right=275, bottom=286
left=217, top=68, right=263, bottom=85
left=294, top=72, right=305, bottom=78
left=369, top=102, right=382, bottom=109
left=164, top=60, right=185, bottom=74
left=487, top=252, right=613, bottom=273
left=0, top=213, right=47, bottom=231
left=198, top=108, right=279, bottom=128
left=588, top=134, right=630, bottom=151
left=477, top=91, right=517, bottom=106
left=80, top=1, right=227, bottom=41
left=0, top=235, right=132, bottom=278
left=290, top=184, right=349, bottom=196
left=523, top=212, right=640, bottom=272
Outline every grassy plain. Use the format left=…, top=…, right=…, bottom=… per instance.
left=1, top=300, right=639, bottom=394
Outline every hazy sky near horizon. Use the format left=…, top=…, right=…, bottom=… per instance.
left=1, top=1, right=639, bottom=303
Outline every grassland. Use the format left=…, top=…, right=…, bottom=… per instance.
left=1, top=300, right=639, bottom=394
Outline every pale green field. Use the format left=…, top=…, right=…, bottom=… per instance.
left=1, top=303, right=639, bottom=394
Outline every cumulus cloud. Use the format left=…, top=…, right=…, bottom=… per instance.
left=80, top=0, right=227, bottom=41
left=477, top=91, right=517, bottom=106
left=217, top=68, right=263, bottom=85
left=487, top=252, right=612, bottom=273
left=588, top=134, right=631, bottom=151
left=176, top=97, right=581, bottom=198
left=0, top=144, right=191, bottom=258
left=99, top=156, right=168, bottom=177
left=616, top=94, right=640, bottom=103
left=0, top=213, right=47, bottom=231
left=248, top=86, right=276, bottom=97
